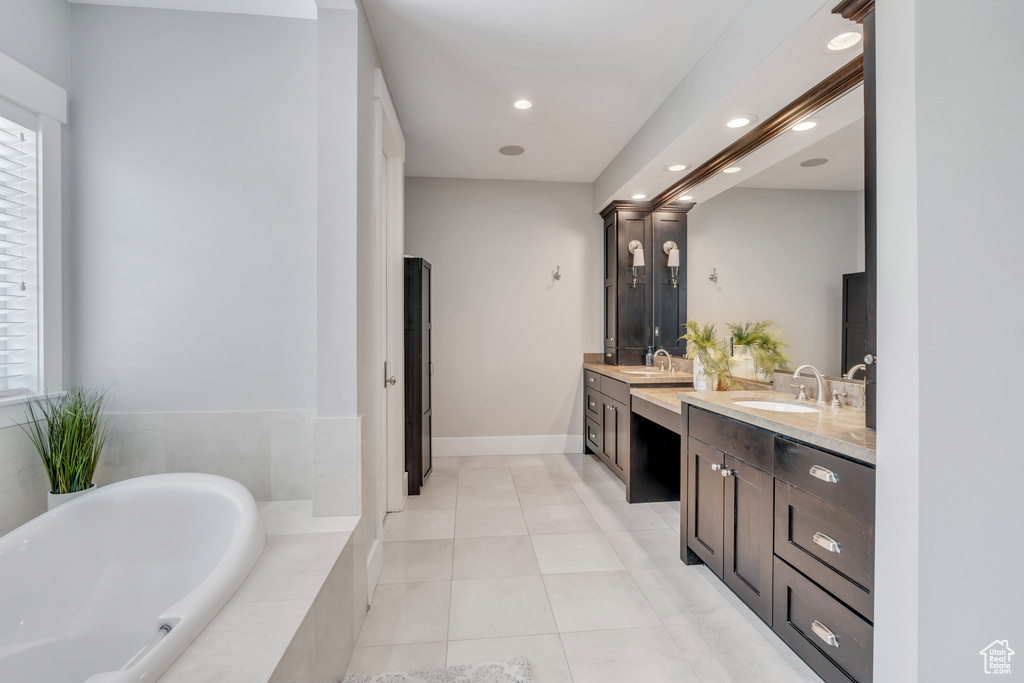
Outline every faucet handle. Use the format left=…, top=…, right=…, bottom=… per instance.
left=831, top=390, right=848, bottom=408
left=790, top=384, right=809, bottom=402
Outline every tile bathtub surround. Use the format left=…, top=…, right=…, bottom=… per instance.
left=312, top=416, right=362, bottom=517
left=0, top=423, right=49, bottom=536
left=348, top=453, right=820, bottom=682
left=160, top=502, right=365, bottom=683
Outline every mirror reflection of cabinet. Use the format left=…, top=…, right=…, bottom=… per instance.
left=842, top=272, right=867, bottom=376
left=599, top=202, right=689, bottom=366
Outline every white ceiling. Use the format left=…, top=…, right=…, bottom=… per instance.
left=361, top=0, right=752, bottom=182
left=66, top=0, right=318, bottom=19
left=740, top=118, right=864, bottom=192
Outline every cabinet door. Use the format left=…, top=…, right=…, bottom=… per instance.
left=686, top=437, right=725, bottom=578
left=651, top=210, right=687, bottom=355
left=613, top=399, right=629, bottom=478
left=723, top=454, right=775, bottom=623
left=601, top=398, right=617, bottom=465
left=604, top=218, right=617, bottom=351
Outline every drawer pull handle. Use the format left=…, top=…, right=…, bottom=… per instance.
left=813, top=532, right=841, bottom=554
left=589, top=401, right=596, bottom=408
left=811, top=620, right=840, bottom=648
left=809, top=465, right=839, bottom=483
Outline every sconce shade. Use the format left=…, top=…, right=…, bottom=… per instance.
left=632, top=247, right=645, bottom=268
left=667, top=248, right=680, bottom=268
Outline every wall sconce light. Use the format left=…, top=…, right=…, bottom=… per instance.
left=664, top=241, right=680, bottom=288
left=628, top=240, right=645, bottom=287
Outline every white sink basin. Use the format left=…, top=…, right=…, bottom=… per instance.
left=733, top=400, right=820, bottom=414
left=622, top=370, right=666, bottom=376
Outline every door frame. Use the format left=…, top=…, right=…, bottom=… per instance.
left=373, top=69, right=407, bottom=522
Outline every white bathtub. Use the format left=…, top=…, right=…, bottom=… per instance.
left=0, top=473, right=266, bottom=683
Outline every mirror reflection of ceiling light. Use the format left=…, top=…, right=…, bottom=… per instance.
left=792, top=121, right=818, bottom=132
left=631, top=194, right=647, bottom=200
left=827, top=31, right=862, bottom=51
left=722, top=167, right=742, bottom=174
left=499, top=145, right=525, bottom=156
left=726, top=116, right=755, bottom=129
left=511, top=98, right=534, bottom=109
left=678, top=195, right=693, bottom=201
left=665, top=164, right=687, bottom=172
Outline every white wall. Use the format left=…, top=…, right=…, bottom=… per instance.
left=405, top=177, right=602, bottom=453
left=0, top=0, right=70, bottom=91
left=876, top=1, right=1024, bottom=680
left=686, top=187, right=863, bottom=378
left=69, top=5, right=318, bottom=413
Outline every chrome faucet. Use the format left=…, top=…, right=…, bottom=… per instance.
left=653, top=349, right=674, bottom=375
left=845, top=363, right=866, bottom=380
left=791, top=365, right=827, bottom=405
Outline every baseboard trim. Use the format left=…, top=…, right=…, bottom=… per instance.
left=367, top=537, right=383, bottom=605
left=433, top=435, right=585, bottom=457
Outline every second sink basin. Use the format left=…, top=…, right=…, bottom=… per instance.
left=622, top=370, right=666, bottom=375
left=733, top=400, right=820, bottom=414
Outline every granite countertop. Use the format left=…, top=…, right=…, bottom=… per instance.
left=677, top=390, right=876, bottom=465
left=631, top=386, right=692, bottom=415
left=584, top=362, right=694, bottom=386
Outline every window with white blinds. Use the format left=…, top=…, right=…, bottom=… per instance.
left=0, top=108, right=38, bottom=397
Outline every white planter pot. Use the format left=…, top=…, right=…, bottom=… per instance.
left=47, top=483, right=96, bottom=511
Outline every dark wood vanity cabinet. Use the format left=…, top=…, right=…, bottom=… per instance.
left=599, top=202, right=689, bottom=365
left=584, top=370, right=631, bottom=481
left=686, top=408, right=775, bottom=623
left=684, top=405, right=876, bottom=683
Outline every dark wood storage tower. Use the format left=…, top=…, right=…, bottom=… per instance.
left=600, top=201, right=690, bottom=365
left=404, top=257, right=432, bottom=495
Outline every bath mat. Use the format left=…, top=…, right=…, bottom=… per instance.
left=341, top=656, right=533, bottom=683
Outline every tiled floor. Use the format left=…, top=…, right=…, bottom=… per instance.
left=346, top=453, right=821, bottom=682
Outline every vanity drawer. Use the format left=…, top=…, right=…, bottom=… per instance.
left=774, top=438, right=875, bottom=522
left=585, top=388, right=602, bottom=420
left=773, top=557, right=873, bottom=683
left=584, top=370, right=603, bottom=393
left=585, top=417, right=602, bottom=453
left=689, top=407, right=773, bottom=473
left=601, top=376, right=630, bottom=404
left=775, top=480, right=874, bottom=620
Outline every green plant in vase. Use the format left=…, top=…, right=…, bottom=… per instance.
left=726, top=320, right=774, bottom=357
left=750, top=327, right=791, bottom=381
left=21, top=387, right=112, bottom=506
left=680, top=320, right=735, bottom=391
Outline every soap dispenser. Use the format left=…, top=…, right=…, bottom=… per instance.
left=645, top=346, right=654, bottom=367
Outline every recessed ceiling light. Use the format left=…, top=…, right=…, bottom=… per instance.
left=800, top=158, right=829, bottom=167
left=499, top=145, right=525, bottom=156
left=511, top=98, right=534, bottom=110
left=631, top=194, right=648, bottom=200
left=665, top=164, right=688, bottom=172
left=726, top=115, right=757, bottom=129
left=792, top=121, right=818, bottom=132
left=678, top=195, right=694, bottom=201
left=722, top=167, right=742, bottom=174
left=827, top=31, right=862, bottom=51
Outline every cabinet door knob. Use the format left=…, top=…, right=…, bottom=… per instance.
left=721, top=469, right=734, bottom=478
left=711, top=463, right=724, bottom=471
left=812, top=532, right=842, bottom=554
left=811, top=620, right=840, bottom=648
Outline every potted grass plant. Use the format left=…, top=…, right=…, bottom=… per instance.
left=21, top=387, right=112, bottom=510
left=750, top=327, right=790, bottom=381
left=681, top=321, right=734, bottom=391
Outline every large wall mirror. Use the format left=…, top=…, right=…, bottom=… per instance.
left=680, top=84, right=865, bottom=381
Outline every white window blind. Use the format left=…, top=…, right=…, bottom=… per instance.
left=0, top=104, right=38, bottom=396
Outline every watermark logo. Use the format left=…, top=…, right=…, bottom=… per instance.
left=980, top=640, right=1015, bottom=675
